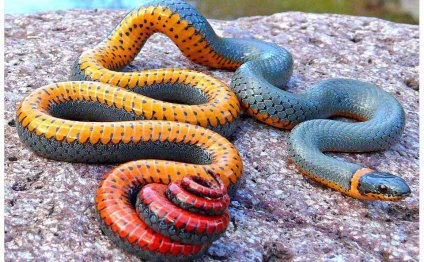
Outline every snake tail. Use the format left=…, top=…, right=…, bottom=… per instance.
left=96, top=171, right=230, bottom=261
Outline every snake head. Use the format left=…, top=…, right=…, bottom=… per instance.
left=358, top=171, right=411, bottom=200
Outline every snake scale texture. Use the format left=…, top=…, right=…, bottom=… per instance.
left=16, top=0, right=411, bottom=260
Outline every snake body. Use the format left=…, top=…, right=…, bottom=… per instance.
left=17, top=1, right=244, bottom=260
left=16, top=0, right=411, bottom=260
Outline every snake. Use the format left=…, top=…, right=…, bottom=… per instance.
left=16, top=0, right=411, bottom=260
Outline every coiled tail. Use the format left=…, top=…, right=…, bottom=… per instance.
left=96, top=170, right=230, bottom=261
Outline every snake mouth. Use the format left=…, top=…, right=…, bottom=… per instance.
left=358, top=171, right=411, bottom=200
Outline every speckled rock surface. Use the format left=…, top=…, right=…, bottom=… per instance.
left=4, top=8, right=419, bottom=262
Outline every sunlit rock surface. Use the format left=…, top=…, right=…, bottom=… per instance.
left=4, top=8, right=418, bottom=261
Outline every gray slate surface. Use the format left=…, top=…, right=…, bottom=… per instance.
left=4, top=9, right=419, bottom=262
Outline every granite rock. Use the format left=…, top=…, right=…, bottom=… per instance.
left=4, top=8, right=419, bottom=262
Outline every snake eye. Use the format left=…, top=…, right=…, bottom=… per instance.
left=376, top=184, right=388, bottom=194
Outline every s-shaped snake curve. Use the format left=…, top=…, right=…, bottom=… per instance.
left=16, top=0, right=411, bottom=260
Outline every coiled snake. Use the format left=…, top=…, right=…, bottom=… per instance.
left=16, top=0, right=411, bottom=260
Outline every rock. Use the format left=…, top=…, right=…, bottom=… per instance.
left=4, top=8, right=418, bottom=262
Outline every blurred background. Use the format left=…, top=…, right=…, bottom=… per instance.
left=5, top=0, right=418, bottom=24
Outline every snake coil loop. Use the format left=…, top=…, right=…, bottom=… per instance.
left=135, top=173, right=230, bottom=245
left=96, top=168, right=232, bottom=261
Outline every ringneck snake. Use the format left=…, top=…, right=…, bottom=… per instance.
left=16, top=0, right=411, bottom=260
